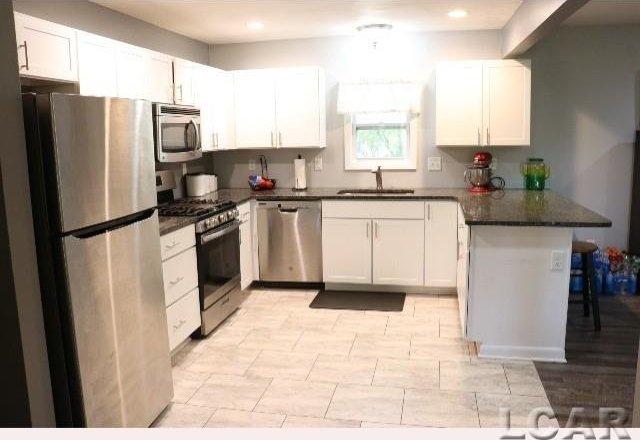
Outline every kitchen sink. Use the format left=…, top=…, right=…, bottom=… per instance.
left=337, top=189, right=415, bottom=195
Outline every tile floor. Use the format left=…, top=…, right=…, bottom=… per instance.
left=153, top=288, right=557, bottom=428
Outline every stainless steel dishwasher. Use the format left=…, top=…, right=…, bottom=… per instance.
left=256, top=200, right=322, bottom=282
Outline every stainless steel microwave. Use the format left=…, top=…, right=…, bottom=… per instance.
left=153, top=103, right=202, bottom=162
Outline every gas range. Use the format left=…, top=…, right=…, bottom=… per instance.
left=158, top=197, right=239, bottom=233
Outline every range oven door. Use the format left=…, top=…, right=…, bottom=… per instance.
left=154, top=113, right=202, bottom=162
left=197, top=220, right=241, bottom=310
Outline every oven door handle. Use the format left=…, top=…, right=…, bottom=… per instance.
left=199, top=220, right=240, bottom=245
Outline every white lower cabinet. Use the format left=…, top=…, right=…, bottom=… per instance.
left=321, top=201, right=425, bottom=286
left=424, top=202, right=458, bottom=287
left=166, top=288, right=200, bottom=351
left=456, top=205, right=470, bottom=338
left=162, top=247, right=198, bottom=307
left=238, top=202, right=253, bottom=289
left=322, top=218, right=372, bottom=284
left=160, top=225, right=201, bottom=352
left=372, top=219, right=424, bottom=286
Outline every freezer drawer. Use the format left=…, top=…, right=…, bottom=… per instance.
left=257, top=200, right=322, bottom=282
left=62, top=211, right=172, bottom=427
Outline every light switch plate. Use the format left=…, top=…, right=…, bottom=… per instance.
left=248, top=159, right=256, bottom=172
left=490, top=157, right=498, bottom=171
left=314, top=156, right=323, bottom=171
left=427, top=156, right=442, bottom=171
left=551, top=251, right=565, bottom=271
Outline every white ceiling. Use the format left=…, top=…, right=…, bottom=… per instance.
left=91, top=0, right=524, bottom=45
left=564, top=0, right=640, bottom=26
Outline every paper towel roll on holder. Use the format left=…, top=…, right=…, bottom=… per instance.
left=293, top=154, right=307, bottom=191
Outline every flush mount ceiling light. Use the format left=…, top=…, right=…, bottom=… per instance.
left=448, top=9, right=468, bottom=19
left=246, top=21, right=264, bottom=30
left=356, top=23, right=393, bottom=49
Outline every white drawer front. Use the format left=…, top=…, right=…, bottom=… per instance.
left=160, top=224, right=196, bottom=261
left=322, top=201, right=425, bottom=219
left=162, top=247, right=198, bottom=307
left=166, top=288, right=200, bottom=352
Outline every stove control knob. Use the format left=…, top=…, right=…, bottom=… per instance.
left=212, top=217, right=219, bottom=227
left=218, top=213, right=226, bottom=222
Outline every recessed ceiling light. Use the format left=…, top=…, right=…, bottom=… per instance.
left=246, top=21, right=264, bottom=30
left=448, top=9, right=468, bottom=19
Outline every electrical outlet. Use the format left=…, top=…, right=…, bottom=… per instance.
left=427, top=156, right=442, bottom=171
left=314, top=156, right=323, bottom=171
left=248, top=159, right=256, bottom=172
left=490, top=157, right=498, bottom=171
left=551, top=250, right=565, bottom=271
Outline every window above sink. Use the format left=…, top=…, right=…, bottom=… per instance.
left=344, top=111, right=419, bottom=170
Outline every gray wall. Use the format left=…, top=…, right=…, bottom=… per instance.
left=208, top=30, right=503, bottom=190
left=209, top=25, right=640, bottom=249
left=0, top=2, right=54, bottom=426
left=12, top=0, right=209, bottom=64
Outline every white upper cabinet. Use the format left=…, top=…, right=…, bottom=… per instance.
left=233, top=67, right=326, bottom=149
left=424, top=201, right=458, bottom=288
left=275, top=67, right=326, bottom=148
left=436, top=59, right=531, bottom=147
left=372, top=219, right=424, bottom=286
left=14, top=12, right=78, bottom=82
left=483, top=60, right=531, bottom=146
left=173, top=59, right=196, bottom=105
left=148, top=51, right=174, bottom=103
left=77, top=32, right=118, bottom=97
left=436, top=61, right=483, bottom=146
left=233, top=69, right=277, bottom=149
left=194, top=65, right=235, bottom=151
left=193, top=64, right=215, bottom=151
left=116, top=43, right=148, bottom=100
left=211, top=69, right=236, bottom=150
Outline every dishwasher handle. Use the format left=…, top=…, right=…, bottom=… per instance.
left=279, top=207, right=299, bottom=213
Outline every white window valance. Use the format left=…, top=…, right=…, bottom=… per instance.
left=337, top=79, right=422, bottom=115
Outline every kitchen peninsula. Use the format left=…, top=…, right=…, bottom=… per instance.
left=159, top=188, right=611, bottom=363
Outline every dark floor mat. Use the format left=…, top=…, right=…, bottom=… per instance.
left=309, top=290, right=405, bottom=312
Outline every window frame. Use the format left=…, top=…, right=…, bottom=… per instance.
left=343, top=112, right=419, bottom=171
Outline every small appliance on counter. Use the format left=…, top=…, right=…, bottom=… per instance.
left=186, top=172, right=217, bottom=197
left=249, top=154, right=276, bottom=190
left=293, top=154, right=307, bottom=191
left=521, top=158, right=550, bottom=191
left=464, top=151, right=505, bottom=193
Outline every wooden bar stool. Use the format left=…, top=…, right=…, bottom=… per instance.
left=570, top=241, right=601, bottom=331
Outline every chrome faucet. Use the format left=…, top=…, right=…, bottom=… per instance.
left=372, top=166, right=383, bottom=191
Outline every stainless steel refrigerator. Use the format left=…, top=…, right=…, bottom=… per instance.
left=22, top=93, right=173, bottom=427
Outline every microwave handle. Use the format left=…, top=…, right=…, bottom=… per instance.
left=187, top=118, right=200, bottom=149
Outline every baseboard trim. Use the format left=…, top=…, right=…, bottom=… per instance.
left=478, top=343, right=566, bottom=363
left=325, top=283, right=456, bottom=295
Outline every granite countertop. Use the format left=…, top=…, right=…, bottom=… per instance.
left=159, top=187, right=612, bottom=236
